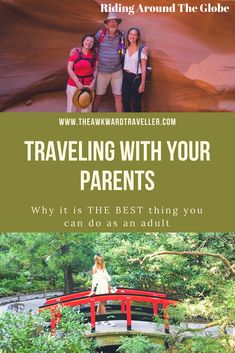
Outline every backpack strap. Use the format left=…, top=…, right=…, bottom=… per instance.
left=98, top=28, right=124, bottom=47
left=91, top=48, right=97, bottom=68
left=90, top=49, right=98, bottom=79
left=117, top=30, right=125, bottom=57
left=138, top=45, right=145, bottom=63
left=98, top=28, right=106, bottom=45
left=98, top=28, right=125, bottom=63
left=137, top=44, right=145, bottom=75
left=73, top=48, right=97, bottom=83
left=73, top=48, right=82, bottom=66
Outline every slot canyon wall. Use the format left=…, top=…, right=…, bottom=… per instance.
left=1, top=0, right=235, bottom=112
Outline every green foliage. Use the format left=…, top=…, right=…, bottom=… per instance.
left=0, top=308, right=96, bottom=353
left=0, top=311, right=44, bottom=353
left=167, top=304, right=186, bottom=324
left=0, top=283, right=13, bottom=296
left=0, top=232, right=97, bottom=294
left=1, top=232, right=234, bottom=299
left=0, top=232, right=234, bottom=353
left=117, top=335, right=164, bottom=353
left=94, top=233, right=162, bottom=290
left=176, top=337, right=229, bottom=353
left=179, top=279, right=235, bottom=326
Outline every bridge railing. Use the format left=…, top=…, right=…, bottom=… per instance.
left=39, top=289, right=178, bottom=334
left=44, top=287, right=170, bottom=306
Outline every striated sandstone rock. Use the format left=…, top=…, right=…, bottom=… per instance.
left=1, top=0, right=235, bottom=112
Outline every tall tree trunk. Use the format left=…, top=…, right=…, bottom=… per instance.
left=61, top=244, right=74, bottom=294
left=64, top=264, right=73, bottom=294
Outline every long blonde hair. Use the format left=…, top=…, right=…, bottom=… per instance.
left=94, top=254, right=105, bottom=270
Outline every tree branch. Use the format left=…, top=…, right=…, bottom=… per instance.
left=130, top=251, right=235, bottom=276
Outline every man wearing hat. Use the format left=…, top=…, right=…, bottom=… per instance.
left=92, top=12, right=125, bottom=112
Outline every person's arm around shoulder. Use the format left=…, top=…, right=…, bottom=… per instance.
left=95, top=29, right=103, bottom=43
left=70, top=47, right=79, bottom=56
left=89, top=53, right=98, bottom=90
left=89, top=63, right=98, bottom=90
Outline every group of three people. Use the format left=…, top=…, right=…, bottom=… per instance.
left=66, top=12, right=148, bottom=113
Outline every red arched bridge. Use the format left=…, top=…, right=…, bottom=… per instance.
left=39, top=287, right=178, bottom=334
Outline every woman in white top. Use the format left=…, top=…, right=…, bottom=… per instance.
left=90, top=253, right=111, bottom=314
left=122, top=28, right=148, bottom=112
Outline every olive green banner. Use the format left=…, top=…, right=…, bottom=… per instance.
left=0, top=112, right=234, bottom=232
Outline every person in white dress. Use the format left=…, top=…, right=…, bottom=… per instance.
left=122, top=28, right=148, bottom=112
left=90, top=253, right=111, bottom=315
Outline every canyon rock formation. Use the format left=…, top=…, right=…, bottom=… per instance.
left=1, top=0, right=235, bottom=112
